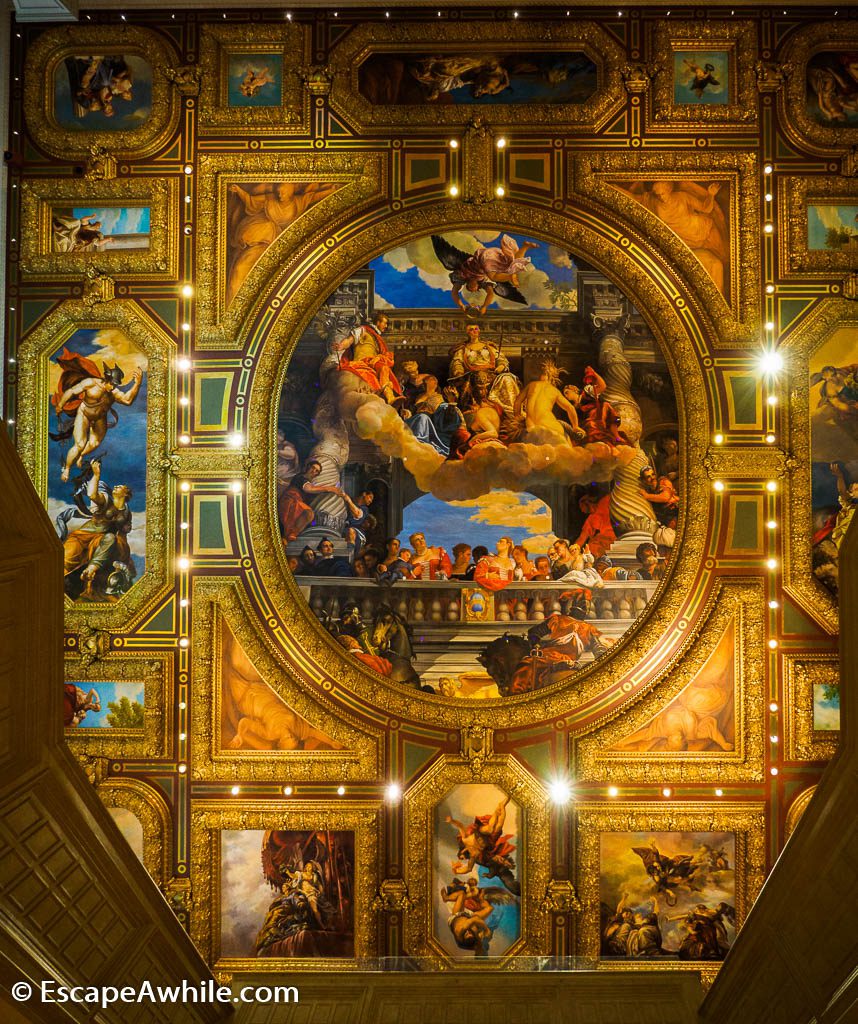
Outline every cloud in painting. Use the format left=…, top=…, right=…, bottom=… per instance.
left=381, top=230, right=557, bottom=310
left=347, top=391, right=635, bottom=502
left=450, top=492, right=553, bottom=535
left=548, top=245, right=573, bottom=268
left=220, top=830, right=274, bottom=957
left=373, top=291, right=393, bottom=309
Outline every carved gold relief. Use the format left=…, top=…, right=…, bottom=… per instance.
left=242, top=202, right=714, bottom=729
left=190, top=578, right=383, bottom=783
left=575, top=802, right=767, bottom=976
left=97, top=777, right=173, bottom=887
left=576, top=583, right=765, bottom=783
left=197, top=21, right=309, bottom=133
left=649, top=20, right=759, bottom=128
left=65, top=651, right=173, bottom=760
left=23, top=25, right=180, bottom=159
left=194, top=151, right=386, bottom=348
left=783, top=655, right=840, bottom=762
left=18, top=176, right=180, bottom=282
left=573, top=150, right=761, bottom=341
left=190, top=801, right=380, bottom=972
left=781, top=175, right=858, bottom=277
left=327, top=20, right=626, bottom=134
left=15, top=300, right=175, bottom=632
left=402, top=755, right=551, bottom=965
left=784, top=785, right=818, bottom=841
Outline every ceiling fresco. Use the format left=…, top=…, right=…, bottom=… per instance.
left=3, top=4, right=853, bottom=982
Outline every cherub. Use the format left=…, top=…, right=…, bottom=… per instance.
left=431, top=233, right=537, bottom=314
left=239, top=64, right=276, bottom=97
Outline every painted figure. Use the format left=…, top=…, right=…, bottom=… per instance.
left=336, top=312, right=403, bottom=406
left=440, top=879, right=516, bottom=957
left=446, top=793, right=520, bottom=895
left=239, top=64, right=276, bottom=97
left=431, top=233, right=536, bottom=314
left=682, top=58, right=721, bottom=100
left=513, top=358, right=584, bottom=445
left=63, top=55, right=134, bottom=119
left=51, top=349, right=143, bottom=482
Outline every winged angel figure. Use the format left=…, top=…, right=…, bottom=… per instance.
left=431, top=233, right=537, bottom=314
left=631, top=840, right=702, bottom=906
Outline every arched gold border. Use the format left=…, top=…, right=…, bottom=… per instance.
left=23, top=25, right=181, bottom=160
left=784, top=784, right=817, bottom=841
left=328, top=20, right=626, bottom=134
left=575, top=580, right=766, bottom=783
left=241, top=200, right=715, bottom=730
left=780, top=21, right=858, bottom=156
left=15, top=299, right=176, bottom=633
left=190, top=576, right=384, bottom=782
left=402, top=755, right=550, bottom=966
left=780, top=298, right=853, bottom=632
left=97, top=777, right=173, bottom=887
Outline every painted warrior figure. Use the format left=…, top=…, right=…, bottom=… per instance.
left=335, top=311, right=403, bottom=406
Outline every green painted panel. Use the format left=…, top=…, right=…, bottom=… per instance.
left=143, top=298, right=180, bottom=335
left=408, top=158, right=442, bottom=184
left=729, top=375, right=759, bottom=425
left=604, top=110, right=628, bottom=136
left=513, top=159, right=547, bottom=184
left=139, top=596, right=176, bottom=634
left=779, top=298, right=815, bottom=334
left=199, top=376, right=228, bottom=427
left=198, top=499, right=227, bottom=551
left=403, top=741, right=438, bottom=782
left=21, top=300, right=57, bottom=334
left=782, top=598, right=824, bottom=636
left=156, top=139, right=182, bottom=162
left=731, top=499, right=760, bottom=551
left=518, top=740, right=554, bottom=779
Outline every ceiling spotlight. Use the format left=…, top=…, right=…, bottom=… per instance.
left=715, top=788, right=724, bottom=797
left=768, top=638, right=779, bottom=649
left=766, top=434, right=776, bottom=444
left=385, top=782, right=402, bottom=802
left=770, top=767, right=779, bottom=776
left=662, top=787, right=672, bottom=798
left=766, top=520, right=777, bottom=530
left=179, top=637, right=190, bottom=648
left=767, top=395, right=778, bottom=406
left=180, top=481, right=191, bottom=492
left=179, top=434, right=190, bottom=445
left=764, top=223, right=774, bottom=234
left=768, top=600, right=779, bottom=610
left=181, top=284, right=193, bottom=298
left=713, top=480, right=725, bottom=492
left=764, top=321, right=775, bottom=331
left=548, top=779, right=573, bottom=804
left=231, top=481, right=243, bottom=493
left=449, top=185, right=459, bottom=197
left=713, top=433, right=724, bottom=445
left=337, top=785, right=346, bottom=796
left=231, top=785, right=240, bottom=795
left=769, top=701, right=779, bottom=712
left=766, top=558, right=778, bottom=570
left=449, top=139, right=458, bottom=149
left=178, top=557, right=190, bottom=571
left=765, top=284, right=775, bottom=294
left=177, top=357, right=192, bottom=371
left=764, top=164, right=773, bottom=174
left=496, top=137, right=507, bottom=149
left=179, top=396, right=190, bottom=407
left=495, top=186, right=505, bottom=198
left=180, top=598, right=189, bottom=608
left=283, top=785, right=293, bottom=795
left=766, top=480, right=777, bottom=492
left=228, top=432, right=244, bottom=448
left=608, top=786, right=619, bottom=798
left=178, top=763, right=187, bottom=773
left=758, top=350, right=783, bottom=376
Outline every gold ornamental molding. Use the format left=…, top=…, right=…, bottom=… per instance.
left=575, top=802, right=767, bottom=975
left=784, top=785, right=819, bottom=841
left=780, top=175, right=858, bottom=278
left=195, top=151, right=386, bottom=348
left=402, top=755, right=551, bottom=966
left=783, top=654, right=840, bottom=763
left=15, top=299, right=176, bottom=634
left=779, top=298, right=854, bottom=633
left=242, top=201, right=713, bottom=729
left=572, top=150, right=761, bottom=344
left=575, top=582, right=766, bottom=784
left=780, top=22, right=858, bottom=156
left=18, top=176, right=180, bottom=282
left=327, top=20, right=626, bottom=134
left=65, top=651, right=174, bottom=761
left=190, top=800, right=381, bottom=973
left=97, top=776, right=174, bottom=888
left=197, top=21, right=310, bottom=134
left=23, top=25, right=181, bottom=160
left=648, top=19, right=759, bottom=130
left=190, top=577, right=383, bottom=783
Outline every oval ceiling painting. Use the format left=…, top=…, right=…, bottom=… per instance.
left=277, top=230, right=680, bottom=697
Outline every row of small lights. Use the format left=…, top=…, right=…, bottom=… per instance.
left=710, top=160, right=782, bottom=780
left=447, top=135, right=508, bottom=199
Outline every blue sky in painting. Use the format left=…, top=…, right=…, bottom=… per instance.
left=673, top=51, right=728, bottom=105
left=53, top=55, right=152, bottom=131
left=813, top=685, right=840, bottom=731
left=47, top=328, right=148, bottom=575
left=227, top=54, right=283, bottom=107
left=808, top=205, right=858, bottom=250
left=70, top=206, right=150, bottom=238
left=67, top=680, right=144, bottom=729
left=370, top=230, right=576, bottom=310
left=398, top=490, right=556, bottom=557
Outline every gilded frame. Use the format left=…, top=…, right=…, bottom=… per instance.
left=784, top=785, right=818, bottom=842
left=18, top=176, right=180, bottom=282
left=15, top=299, right=176, bottom=632
left=97, top=777, right=173, bottom=887
left=197, top=21, right=310, bottom=134
left=783, top=654, right=840, bottom=763
left=241, top=201, right=713, bottom=729
left=190, top=577, right=383, bottom=782
left=780, top=22, right=858, bottom=155
left=575, top=801, right=767, bottom=981
left=23, top=25, right=180, bottom=160
left=402, top=755, right=551, bottom=966
left=575, top=581, right=765, bottom=784
left=649, top=19, right=758, bottom=129
left=780, top=298, right=852, bottom=633
left=572, top=149, right=760, bottom=340
left=780, top=175, right=858, bottom=277
left=328, top=20, right=626, bottom=133
left=64, top=651, right=173, bottom=761
left=195, top=151, right=387, bottom=348
left=190, top=800, right=381, bottom=974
